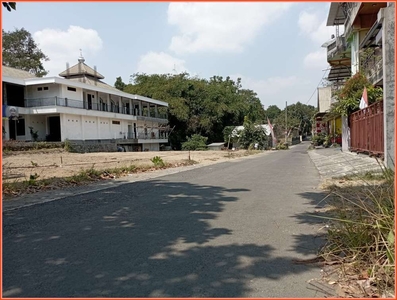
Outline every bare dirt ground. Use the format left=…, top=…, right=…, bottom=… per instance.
left=2, top=149, right=260, bottom=181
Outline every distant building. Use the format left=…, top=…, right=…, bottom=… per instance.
left=2, top=56, right=170, bottom=152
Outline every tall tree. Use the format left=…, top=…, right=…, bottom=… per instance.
left=114, top=76, right=126, bottom=91
left=264, top=105, right=282, bottom=122
left=124, top=73, right=266, bottom=149
left=2, top=28, right=49, bottom=77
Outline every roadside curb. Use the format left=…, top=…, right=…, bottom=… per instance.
left=3, top=150, right=273, bottom=212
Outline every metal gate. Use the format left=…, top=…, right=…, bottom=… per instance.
left=349, top=101, right=384, bottom=157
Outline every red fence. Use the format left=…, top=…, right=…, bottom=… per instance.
left=349, top=101, right=384, bottom=157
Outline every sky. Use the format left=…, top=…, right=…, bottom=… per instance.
left=2, top=2, right=337, bottom=110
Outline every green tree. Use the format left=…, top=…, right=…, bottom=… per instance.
left=274, top=102, right=317, bottom=137
left=330, top=72, right=383, bottom=116
left=3, top=2, right=16, bottom=12
left=2, top=28, right=49, bottom=77
left=238, top=118, right=268, bottom=150
left=264, top=105, right=281, bottom=122
left=181, top=134, right=208, bottom=151
left=114, top=76, right=126, bottom=91
left=124, top=73, right=266, bottom=149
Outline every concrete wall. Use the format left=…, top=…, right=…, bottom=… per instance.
left=26, top=84, right=61, bottom=99
left=61, top=85, right=83, bottom=100
left=317, top=86, right=332, bottom=112
left=26, top=115, right=47, bottom=141
left=381, top=4, right=395, bottom=170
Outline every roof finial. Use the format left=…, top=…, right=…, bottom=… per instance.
left=78, top=49, right=85, bottom=63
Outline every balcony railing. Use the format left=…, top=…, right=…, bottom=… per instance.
left=327, top=36, right=349, bottom=61
left=24, top=97, right=168, bottom=120
left=360, top=49, right=383, bottom=85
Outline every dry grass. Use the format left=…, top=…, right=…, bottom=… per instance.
left=315, top=167, right=395, bottom=297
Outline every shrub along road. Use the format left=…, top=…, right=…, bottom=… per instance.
left=3, top=143, right=330, bottom=297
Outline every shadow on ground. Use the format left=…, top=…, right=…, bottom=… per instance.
left=3, top=179, right=322, bottom=297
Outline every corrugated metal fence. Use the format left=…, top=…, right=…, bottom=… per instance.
left=349, top=101, right=384, bottom=157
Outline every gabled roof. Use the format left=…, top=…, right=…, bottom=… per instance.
left=59, top=61, right=105, bottom=79
left=2, top=66, right=38, bottom=79
left=68, top=76, right=119, bottom=92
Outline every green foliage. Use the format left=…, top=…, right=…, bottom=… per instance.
left=124, top=73, right=266, bottom=149
left=3, top=2, right=16, bottom=12
left=276, top=142, right=289, bottom=150
left=150, top=156, right=165, bottom=168
left=319, top=165, right=395, bottom=294
left=64, top=139, right=72, bottom=152
left=223, top=125, right=239, bottom=144
left=331, top=72, right=383, bottom=116
left=114, top=76, right=126, bottom=91
left=181, top=134, right=208, bottom=151
left=264, top=105, right=282, bottom=122
left=238, top=120, right=268, bottom=150
left=274, top=102, right=317, bottom=138
left=2, top=28, right=49, bottom=77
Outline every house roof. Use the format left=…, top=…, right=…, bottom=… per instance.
left=208, top=142, right=225, bottom=147
left=2, top=66, right=38, bottom=79
left=232, top=124, right=271, bottom=136
left=68, top=76, right=120, bottom=92
left=59, top=60, right=105, bottom=79
left=327, top=2, right=346, bottom=26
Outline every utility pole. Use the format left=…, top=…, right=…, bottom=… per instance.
left=285, top=101, right=288, bottom=143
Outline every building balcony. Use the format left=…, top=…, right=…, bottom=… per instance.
left=24, top=97, right=168, bottom=121
left=326, top=36, right=351, bottom=65
left=361, top=50, right=383, bottom=86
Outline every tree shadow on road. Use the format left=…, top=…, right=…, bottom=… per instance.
left=3, top=180, right=323, bottom=297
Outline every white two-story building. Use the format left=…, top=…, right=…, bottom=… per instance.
left=2, top=56, right=170, bottom=152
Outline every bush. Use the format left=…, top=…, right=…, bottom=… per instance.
left=150, top=156, right=165, bottom=168
left=181, top=134, right=208, bottom=151
left=319, top=165, right=395, bottom=296
left=276, top=142, right=289, bottom=150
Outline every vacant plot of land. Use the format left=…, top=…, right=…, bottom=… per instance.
left=2, top=149, right=260, bottom=181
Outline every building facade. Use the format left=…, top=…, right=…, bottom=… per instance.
left=2, top=56, right=170, bottom=152
left=325, top=2, right=395, bottom=168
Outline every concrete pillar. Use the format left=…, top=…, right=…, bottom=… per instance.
left=155, top=105, right=158, bottom=118
left=107, top=94, right=110, bottom=112
left=118, top=97, right=122, bottom=113
left=341, top=115, right=350, bottom=152
left=80, top=115, right=85, bottom=140
left=380, top=4, right=395, bottom=170
left=129, top=99, right=132, bottom=115
left=139, top=101, right=142, bottom=116
left=97, top=117, right=100, bottom=139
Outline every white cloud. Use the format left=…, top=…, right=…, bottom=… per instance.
left=136, top=52, right=188, bottom=75
left=298, top=10, right=335, bottom=45
left=33, top=26, right=103, bottom=76
left=231, top=74, right=309, bottom=107
left=167, top=3, right=292, bottom=54
left=303, top=49, right=328, bottom=70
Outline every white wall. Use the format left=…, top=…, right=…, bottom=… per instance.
left=317, top=86, right=332, bottom=112
left=61, top=114, right=82, bottom=140
left=26, top=84, right=61, bottom=99
left=83, top=116, right=98, bottom=139
left=61, top=85, right=83, bottom=100
left=26, top=115, right=47, bottom=141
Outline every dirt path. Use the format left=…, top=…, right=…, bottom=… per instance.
left=2, top=149, right=258, bottom=181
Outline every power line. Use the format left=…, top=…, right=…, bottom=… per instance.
left=305, top=69, right=329, bottom=105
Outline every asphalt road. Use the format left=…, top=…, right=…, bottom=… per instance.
left=3, top=143, right=328, bottom=297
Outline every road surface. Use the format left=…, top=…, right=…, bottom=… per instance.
left=3, top=143, right=328, bottom=297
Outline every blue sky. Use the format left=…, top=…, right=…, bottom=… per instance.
left=2, top=2, right=336, bottom=109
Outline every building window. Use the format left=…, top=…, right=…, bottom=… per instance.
left=37, top=87, right=42, bottom=91
left=16, top=119, right=25, bottom=136
left=67, top=87, right=77, bottom=92
left=112, top=120, right=120, bottom=125
left=43, top=87, right=49, bottom=90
